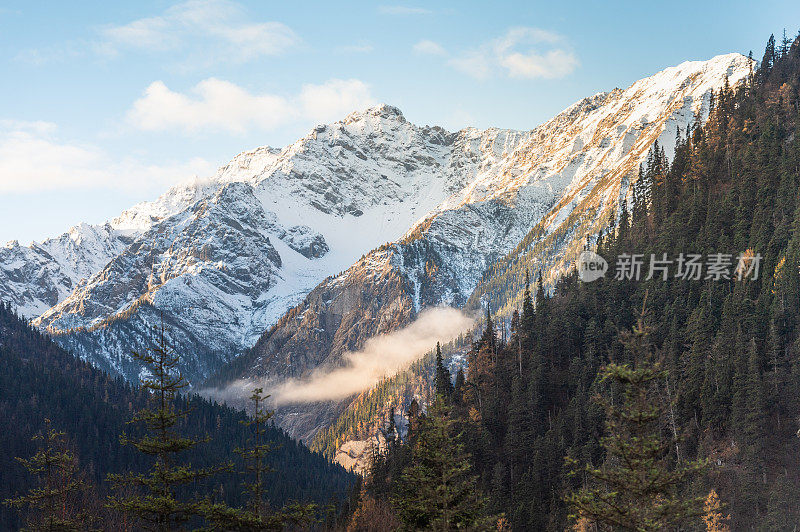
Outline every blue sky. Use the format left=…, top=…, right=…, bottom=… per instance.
left=1, top=0, right=798, bottom=244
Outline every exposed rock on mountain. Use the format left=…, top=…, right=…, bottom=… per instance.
left=1, top=54, right=753, bottom=398
left=206, top=53, right=755, bottom=440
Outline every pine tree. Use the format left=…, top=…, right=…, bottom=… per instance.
left=433, top=343, right=453, bottom=400
left=522, top=269, right=535, bottom=335
left=238, top=387, right=275, bottom=521
left=106, top=321, right=229, bottom=531
left=466, top=309, right=497, bottom=412
left=453, top=369, right=465, bottom=405
left=3, top=419, right=89, bottom=531
left=565, top=313, right=708, bottom=530
left=202, top=387, right=317, bottom=531
left=741, top=338, right=766, bottom=457
left=760, top=34, right=777, bottom=81
left=393, top=396, right=495, bottom=531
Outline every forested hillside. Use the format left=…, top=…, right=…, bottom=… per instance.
left=0, top=303, right=356, bottom=530
left=359, top=33, right=800, bottom=531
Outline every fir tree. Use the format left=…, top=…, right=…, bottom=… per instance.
left=453, top=369, right=465, bottom=405
left=522, top=269, right=535, bottom=334
left=393, top=396, right=495, bottom=531
left=238, top=387, right=276, bottom=521
left=466, top=309, right=498, bottom=412
left=202, top=387, right=317, bottom=531
left=3, top=419, right=89, bottom=531
left=433, top=343, right=453, bottom=400
left=760, top=34, right=777, bottom=81
left=106, top=320, right=229, bottom=531
left=565, top=313, right=708, bottom=530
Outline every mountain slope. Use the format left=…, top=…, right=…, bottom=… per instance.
left=23, top=107, right=532, bottom=382
left=365, top=40, right=800, bottom=529
left=205, top=53, right=755, bottom=440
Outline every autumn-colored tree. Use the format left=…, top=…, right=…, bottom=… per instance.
left=702, top=490, right=730, bottom=532
left=347, top=486, right=401, bottom=532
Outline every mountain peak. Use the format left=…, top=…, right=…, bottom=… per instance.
left=345, top=103, right=405, bottom=123
left=647, top=52, right=754, bottom=86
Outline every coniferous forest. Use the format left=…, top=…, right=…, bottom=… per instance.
left=358, top=33, right=800, bottom=531
left=0, top=303, right=357, bottom=530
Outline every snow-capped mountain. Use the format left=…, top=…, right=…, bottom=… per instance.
left=203, top=53, right=755, bottom=441
left=1, top=53, right=752, bottom=388
left=22, top=106, right=533, bottom=381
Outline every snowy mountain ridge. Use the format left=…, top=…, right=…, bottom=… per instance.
left=0, top=53, right=753, bottom=385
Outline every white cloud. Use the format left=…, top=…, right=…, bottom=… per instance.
left=413, top=39, right=447, bottom=56
left=449, top=51, right=492, bottom=79
left=298, top=79, right=375, bottom=124
left=501, top=49, right=579, bottom=79
left=379, top=5, right=432, bottom=15
left=205, top=307, right=474, bottom=405
left=446, top=26, right=579, bottom=80
left=101, top=15, right=178, bottom=51
left=0, top=121, right=214, bottom=193
left=128, top=78, right=377, bottom=134
left=100, top=0, right=298, bottom=64
left=0, top=119, right=58, bottom=136
left=442, top=109, right=476, bottom=131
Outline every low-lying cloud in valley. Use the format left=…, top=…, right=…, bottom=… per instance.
left=210, top=307, right=473, bottom=405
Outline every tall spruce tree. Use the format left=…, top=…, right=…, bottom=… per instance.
left=466, top=309, right=498, bottom=413
left=433, top=343, right=453, bottom=400
left=238, top=387, right=275, bottom=521
left=201, top=386, right=317, bottom=531
left=393, top=396, right=494, bottom=531
left=106, top=321, right=229, bottom=531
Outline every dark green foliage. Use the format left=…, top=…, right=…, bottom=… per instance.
left=202, top=388, right=317, bottom=531
left=433, top=343, right=453, bottom=400
left=368, top=33, right=800, bottom=531
left=237, top=388, right=277, bottom=519
left=0, top=303, right=356, bottom=530
left=565, top=314, right=708, bottom=530
left=3, top=419, right=91, bottom=531
left=105, top=322, right=237, bottom=530
left=392, top=397, right=494, bottom=531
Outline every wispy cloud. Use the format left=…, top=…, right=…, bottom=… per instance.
left=16, top=0, right=299, bottom=67
left=0, top=120, right=214, bottom=193
left=205, top=307, right=473, bottom=405
left=419, top=27, right=579, bottom=80
left=99, top=0, right=299, bottom=64
left=127, top=78, right=377, bottom=135
left=413, top=39, right=447, bottom=56
left=379, top=5, right=432, bottom=15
